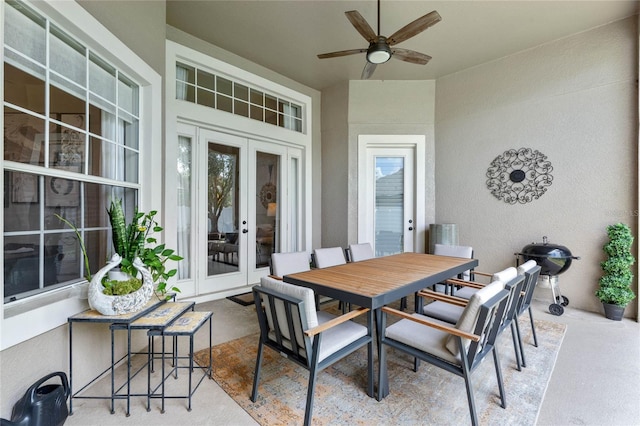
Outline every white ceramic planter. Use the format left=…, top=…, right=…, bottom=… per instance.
left=88, top=254, right=154, bottom=315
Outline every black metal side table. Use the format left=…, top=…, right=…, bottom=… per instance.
left=67, top=298, right=194, bottom=416
left=147, top=310, right=213, bottom=413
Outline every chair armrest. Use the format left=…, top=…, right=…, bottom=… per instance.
left=382, top=306, right=480, bottom=342
left=446, top=278, right=485, bottom=289
left=418, top=290, right=469, bottom=307
left=472, top=271, right=493, bottom=277
left=268, top=274, right=283, bottom=281
left=304, top=307, right=370, bottom=337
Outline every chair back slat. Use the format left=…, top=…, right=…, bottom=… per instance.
left=502, top=274, right=526, bottom=326
left=466, top=288, right=510, bottom=368
left=518, top=263, right=541, bottom=314
left=254, top=285, right=312, bottom=365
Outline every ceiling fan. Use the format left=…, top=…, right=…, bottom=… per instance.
left=317, top=0, right=441, bottom=79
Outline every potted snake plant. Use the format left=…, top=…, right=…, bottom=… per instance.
left=55, top=200, right=182, bottom=315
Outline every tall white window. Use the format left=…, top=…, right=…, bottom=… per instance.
left=3, top=0, right=141, bottom=303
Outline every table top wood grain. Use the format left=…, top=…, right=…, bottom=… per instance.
left=284, top=252, right=478, bottom=308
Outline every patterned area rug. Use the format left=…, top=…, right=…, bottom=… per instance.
left=194, top=313, right=566, bottom=425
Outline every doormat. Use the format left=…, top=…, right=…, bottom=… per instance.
left=226, top=292, right=255, bottom=306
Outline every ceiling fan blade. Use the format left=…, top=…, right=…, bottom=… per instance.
left=361, top=62, right=377, bottom=80
left=317, top=48, right=367, bottom=59
left=345, top=10, right=377, bottom=43
left=387, top=11, right=441, bottom=46
left=391, top=48, right=432, bottom=65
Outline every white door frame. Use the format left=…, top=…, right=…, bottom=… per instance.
left=357, top=135, right=426, bottom=254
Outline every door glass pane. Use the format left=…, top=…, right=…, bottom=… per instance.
left=208, top=143, right=239, bottom=275
left=177, top=136, right=191, bottom=279
left=289, top=157, right=299, bottom=251
left=374, top=157, right=404, bottom=256
left=255, top=152, right=278, bottom=268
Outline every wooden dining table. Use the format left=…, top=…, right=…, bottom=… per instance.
left=284, top=252, right=478, bottom=400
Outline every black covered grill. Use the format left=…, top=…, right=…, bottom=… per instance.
left=515, top=236, right=580, bottom=316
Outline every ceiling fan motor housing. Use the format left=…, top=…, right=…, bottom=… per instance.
left=366, top=36, right=392, bottom=64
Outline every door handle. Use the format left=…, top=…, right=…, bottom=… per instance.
left=408, top=227, right=413, bottom=231
left=242, top=229, right=248, bottom=234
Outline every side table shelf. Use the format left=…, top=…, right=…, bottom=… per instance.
left=67, top=298, right=195, bottom=416
left=147, top=311, right=213, bottom=413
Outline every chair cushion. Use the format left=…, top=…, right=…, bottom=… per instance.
left=385, top=314, right=459, bottom=364
left=453, top=266, right=517, bottom=299
left=271, top=251, right=310, bottom=277
left=433, top=244, right=473, bottom=259
left=313, top=247, right=347, bottom=268
left=421, top=301, right=464, bottom=324
left=517, top=260, right=538, bottom=275
left=493, top=266, right=517, bottom=282
left=453, top=286, right=478, bottom=299
left=349, top=243, right=374, bottom=262
left=316, top=311, right=368, bottom=362
left=445, top=280, right=505, bottom=356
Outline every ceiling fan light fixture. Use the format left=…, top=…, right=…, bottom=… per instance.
left=366, top=39, right=392, bottom=64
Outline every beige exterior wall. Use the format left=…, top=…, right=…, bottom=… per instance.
left=321, top=80, right=437, bottom=249
left=435, top=17, right=638, bottom=318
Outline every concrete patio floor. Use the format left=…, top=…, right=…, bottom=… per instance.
left=63, top=294, right=640, bottom=426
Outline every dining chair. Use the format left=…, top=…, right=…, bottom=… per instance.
left=251, top=276, right=373, bottom=426
left=420, top=267, right=527, bottom=371
left=378, top=279, right=510, bottom=426
left=447, top=262, right=507, bottom=300
left=513, top=260, right=542, bottom=368
left=345, top=242, right=375, bottom=262
left=414, top=243, right=474, bottom=313
left=270, top=251, right=310, bottom=278
left=433, top=244, right=474, bottom=281
left=312, top=246, right=349, bottom=311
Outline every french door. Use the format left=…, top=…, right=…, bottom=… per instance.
left=358, top=135, right=426, bottom=255
left=197, top=129, right=296, bottom=294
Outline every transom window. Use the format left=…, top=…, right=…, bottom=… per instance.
left=3, top=0, right=141, bottom=303
left=176, top=62, right=303, bottom=132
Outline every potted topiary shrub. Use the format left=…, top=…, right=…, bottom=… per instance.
left=595, top=223, right=636, bottom=320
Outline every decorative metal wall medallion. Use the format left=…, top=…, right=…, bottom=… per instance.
left=486, top=148, right=553, bottom=204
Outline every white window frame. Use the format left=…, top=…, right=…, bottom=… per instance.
left=1, top=0, right=161, bottom=350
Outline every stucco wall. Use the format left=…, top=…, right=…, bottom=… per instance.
left=77, top=0, right=167, bottom=75
left=435, top=17, right=638, bottom=318
left=321, top=82, right=350, bottom=248
left=321, top=80, right=437, bottom=249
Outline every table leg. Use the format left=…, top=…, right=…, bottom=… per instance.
left=366, top=309, right=374, bottom=398
left=110, top=327, right=115, bottom=414
left=126, top=327, right=132, bottom=416
left=375, top=308, right=389, bottom=400
left=68, top=322, right=74, bottom=415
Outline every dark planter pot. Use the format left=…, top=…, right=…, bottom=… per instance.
left=603, top=303, right=625, bottom=321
